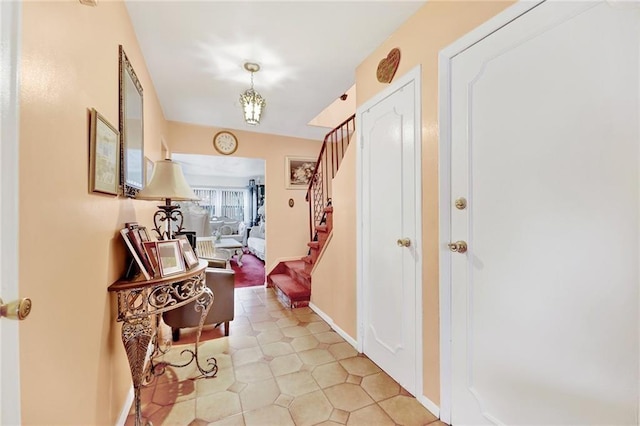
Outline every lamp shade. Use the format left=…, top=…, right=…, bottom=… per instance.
left=136, top=159, right=198, bottom=201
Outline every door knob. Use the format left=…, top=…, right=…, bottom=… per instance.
left=448, top=241, right=468, bottom=254
left=397, top=238, right=411, bottom=247
left=0, top=297, right=32, bottom=321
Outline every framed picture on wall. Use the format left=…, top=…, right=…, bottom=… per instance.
left=89, top=108, right=120, bottom=195
left=285, top=156, right=316, bottom=190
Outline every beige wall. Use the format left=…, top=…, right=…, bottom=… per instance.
left=20, top=1, right=167, bottom=423
left=310, top=139, right=358, bottom=337
left=312, top=1, right=512, bottom=404
left=168, top=122, right=322, bottom=272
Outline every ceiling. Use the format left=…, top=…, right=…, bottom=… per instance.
left=125, top=1, right=426, bottom=141
left=173, top=153, right=265, bottom=179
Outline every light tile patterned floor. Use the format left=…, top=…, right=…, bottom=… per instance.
left=127, top=286, right=446, bottom=426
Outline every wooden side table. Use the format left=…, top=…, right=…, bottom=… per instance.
left=108, top=259, right=217, bottom=426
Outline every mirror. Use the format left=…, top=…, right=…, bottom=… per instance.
left=119, top=45, right=144, bottom=197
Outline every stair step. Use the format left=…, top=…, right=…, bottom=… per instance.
left=307, top=241, right=320, bottom=249
left=324, top=206, right=334, bottom=213
left=284, top=260, right=306, bottom=272
left=303, top=255, right=314, bottom=264
left=270, top=274, right=311, bottom=302
left=317, top=225, right=328, bottom=233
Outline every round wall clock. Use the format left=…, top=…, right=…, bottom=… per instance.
left=213, top=131, right=238, bottom=155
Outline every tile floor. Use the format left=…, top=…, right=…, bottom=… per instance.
left=126, top=286, right=445, bottom=426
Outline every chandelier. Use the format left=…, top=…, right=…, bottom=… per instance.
left=240, top=62, right=266, bottom=125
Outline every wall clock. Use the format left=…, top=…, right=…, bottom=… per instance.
left=213, top=131, right=238, bottom=155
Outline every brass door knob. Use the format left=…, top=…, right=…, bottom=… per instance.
left=397, top=238, right=411, bottom=248
left=448, top=241, right=468, bottom=254
left=0, top=297, right=32, bottom=320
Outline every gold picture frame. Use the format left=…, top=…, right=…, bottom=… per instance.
left=89, top=108, right=120, bottom=196
left=285, top=156, right=316, bottom=190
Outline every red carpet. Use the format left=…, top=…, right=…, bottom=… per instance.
left=231, top=252, right=265, bottom=288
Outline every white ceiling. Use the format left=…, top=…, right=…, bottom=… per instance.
left=125, top=1, right=426, bottom=141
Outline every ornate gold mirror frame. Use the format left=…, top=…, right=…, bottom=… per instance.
left=119, top=45, right=144, bottom=197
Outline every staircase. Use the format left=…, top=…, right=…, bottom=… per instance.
left=267, top=115, right=354, bottom=308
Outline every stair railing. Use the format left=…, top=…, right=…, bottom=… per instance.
left=306, top=114, right=355, bottom=240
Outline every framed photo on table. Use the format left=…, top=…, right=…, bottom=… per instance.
left=156, top=240, right=186, bottom=277
left=89, top=108, right=120, bottom=195
left=285, top=156, right=316, bottom=189
left=120, top=228, right=151, bottom=280
left=177, top=235, right=199, bottom=269
left=142, top=241, right=160, bottom=278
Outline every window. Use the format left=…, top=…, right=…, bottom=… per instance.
left=193, top=188, right=246, bottom=221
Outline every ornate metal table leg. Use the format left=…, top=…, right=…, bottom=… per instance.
left=122, top=318, right=153, bottom=426
left=193, top=287, right=218, bottom=376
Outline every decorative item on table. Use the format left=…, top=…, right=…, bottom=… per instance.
left=176, top=235, right=199, bottom=269
left=285, top=156, right=316, bottom=189
left=156, top=240, right=186, bottom=277
left=89, top=108, right=120, bottom=196
left=136, top=159, right=199, bottom=240
left=120, top=226, right=153, bottom=280
left=142, top=241, right=160, bottom=277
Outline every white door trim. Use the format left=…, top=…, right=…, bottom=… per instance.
left=437, top=1, right=543, bottom=423
left=0, top=0, right=22, bottom=424
left=356, top=64, right=423, bottom=399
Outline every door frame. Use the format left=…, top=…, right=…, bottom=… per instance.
left=0, top=0, right=22, bottom=423
left=356, top=65, right=423, bottom=398
left=437, top=1, right=545, bottom=423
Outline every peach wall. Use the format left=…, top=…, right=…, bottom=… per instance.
left=167, top=122, right=322, bottom=272
left=20, top=1, right=167, bottom=423
left=354, top=1, right=513, bottom=405
left=310, top=139, right=358, bottom=338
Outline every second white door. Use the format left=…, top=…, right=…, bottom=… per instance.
left=359, top=68, right=421, bottom=394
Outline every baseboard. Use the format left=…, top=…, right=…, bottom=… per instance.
left=115, top=386, right=134, bottom=426
left=418, top=395, right=440, bottom=419
left=309, top=302, right=358, bottom=350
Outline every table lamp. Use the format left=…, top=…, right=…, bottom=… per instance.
left=136, top=159, right=199, bottom=240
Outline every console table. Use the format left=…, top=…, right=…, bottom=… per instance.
left=108, top=259, right=217, bottom=426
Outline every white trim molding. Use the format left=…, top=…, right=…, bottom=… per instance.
left=419, top=395, right=441, bottom=419
left=115, top=386, right=135, bottom=426
left=0, top=1, right=22, bottom=424
left=309, top=302, right=358, bottom=349
left=437, top=1, right=542, bottom=423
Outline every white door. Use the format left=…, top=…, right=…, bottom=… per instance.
left=448, top=2, right=639, bottom=424
left=0, top=1, right=23, bottom=424
left=359, top=67, right=421, bottom=394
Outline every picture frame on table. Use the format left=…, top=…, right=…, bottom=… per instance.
left=176, top=235, right=199, bottom=269
left=156, top=240, right=186, bottom=277
left=89, top=108, right=120, bottom=196
left=120, top=228, right=151, bottom=280
left=142, top=241, right=160, bottom=277
left=285, top=156, right=316, bottom=189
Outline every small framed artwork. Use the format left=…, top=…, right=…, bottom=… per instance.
left=89, top=108, right=120, bottom=195
left=176, top=235, right=199, bottom=269
left=145, top=157, right=154, bottom=185
left=120, top=228, right=151, bottom=280
left=285, top=156, right=316, bottom=189
left=156, top=240, right=186, bottom=277
left=143, top=241, right=160, bottom=278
